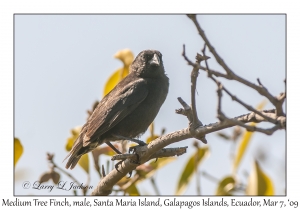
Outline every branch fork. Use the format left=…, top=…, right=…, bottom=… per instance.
left=90, top=15, right=286, bottom=196
left=179, top=45, right=210, bottom=143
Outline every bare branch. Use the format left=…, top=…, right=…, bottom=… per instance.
left=222, top=117, right=282, bottom=135
left=176, top=97, right=193, bottom=122
left=181, top=45, right=210, bottom=143
left=193, top=109, right=285, bottom=136
left=188, top=14, right=285, bottom=117
left=201, top=47, right=278, bottom=124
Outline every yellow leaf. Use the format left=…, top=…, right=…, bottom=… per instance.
left=145, top=157, right=175, bottom=178
left=116, top=176, right=130, bottom=187
left=103, top=67, right=129, bottom=96
left=103, top=49, right=134, bottom=96
left=176, top=146, right=209, bottom=195
left=114, top=49, right=134, bottom=67
left=215, top=176, right=236, bottom=195
left=149, top=157, right=176, bottom=171
left=146, top=135, right=160, bottom=144
left=135, top=158, right=176, bottom=185
left=246, top=160, right=274, bottom=195
left=65, top=126, right=82, bottom=151
left=78, top=154, right=89, bottom=174
left=126, top=184, right=140, bottom=196
left=149, top=122, right=154, bottom=136
left=14, top=137, right=23, bottom=166
left=92, top=145, right=119, bottom=158
left=232, top=100, right=267, bottom=173
left=146, top=122, right=160, bottom=143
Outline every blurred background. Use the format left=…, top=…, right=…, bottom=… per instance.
left=14, top=14, right=286, bottom=195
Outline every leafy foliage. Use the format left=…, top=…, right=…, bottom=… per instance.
left=246, top=160, right=274, bottom=195
left=14, top=137, right=23, bottom=166
left=232, top=100, right=267, bottom=173
left=215, top=176, right=236, bottom=195
left=176, top=145, right=209, bottom=195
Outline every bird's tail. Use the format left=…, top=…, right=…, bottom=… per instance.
left=64, top=125, right=87, bottom=169
left=64, top=153, right=81, bottom=170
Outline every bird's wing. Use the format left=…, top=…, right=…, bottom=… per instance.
left=83, top=78, right=148, bottom=146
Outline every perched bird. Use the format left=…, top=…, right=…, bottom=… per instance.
left=65, top=50, right=169, bottom=169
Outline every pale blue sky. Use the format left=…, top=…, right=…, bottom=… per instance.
left=15, top=14, right=285, bottom=195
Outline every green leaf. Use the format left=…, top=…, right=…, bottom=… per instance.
left=176, top=146, right=209, bottom=195
left=246, top=160, right=274, bottom=195
left=232, top=100, right=267, bottom=173
left=14, top=137, right=23, bottom=166
left=215, top=176, right=236, bottom=195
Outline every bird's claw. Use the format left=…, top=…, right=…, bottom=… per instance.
left=115, top=160, right=123, bottom=173
left=128, top=145, right=138, bottom=153
left=127, top=171, right=133, bottom=178
left=115, top=161, right=133, bottom=178
left=114, top=156, right=139, bottom=178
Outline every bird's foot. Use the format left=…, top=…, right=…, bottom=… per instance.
left=128, top=145, right=139, bottom=154
left=114, top=160, right=123, bottom=173
left=112, top=153, right=140, bottom=178
left=114, top=160, right=134, bottom=178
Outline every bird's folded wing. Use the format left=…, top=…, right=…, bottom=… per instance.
left=83, top=78, right=148, bottom=145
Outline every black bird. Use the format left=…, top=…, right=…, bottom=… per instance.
left=65, top=50, right=169, bottom=169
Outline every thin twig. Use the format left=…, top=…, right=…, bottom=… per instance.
left=150, top=177, right=160, bottom=195
left=201, top=171, right=219, bottom=183
left=188, top=14, right=285, bottom=116
left=48, top=153, right=90, bottom=195
left=181, top=45, right=209, bottom=143
left=201, top=44, right=278, bottom=124
left=50, top=157, right=81, bottom=187
left=102, top=165, right=106, bottom=177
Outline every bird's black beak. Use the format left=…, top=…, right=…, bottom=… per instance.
left=149, top=54, right=160, bottom=66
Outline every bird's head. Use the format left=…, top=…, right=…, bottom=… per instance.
left=130, top=50, right=165, bottom=78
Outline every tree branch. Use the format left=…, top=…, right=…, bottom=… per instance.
left=90, top=15, right=286, bottom=196
left=91, top=108, right=285, bottom=195
left=187, top=14, right=286, bottom=117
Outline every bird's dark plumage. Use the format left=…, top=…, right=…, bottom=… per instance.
left=65, top=50, right=169, bottom=169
